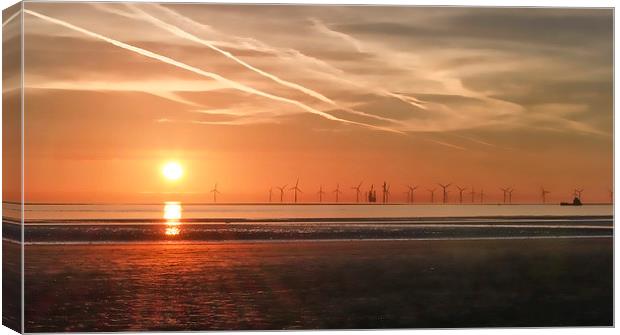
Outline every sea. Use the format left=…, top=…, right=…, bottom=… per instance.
left=1, top=202, right=614, bottom=331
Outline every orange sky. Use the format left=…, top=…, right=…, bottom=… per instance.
left=3, top=3, right=613, bottom=203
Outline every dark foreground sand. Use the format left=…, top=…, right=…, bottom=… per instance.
left=2, top=241, right=21, bottom=332
left=22, top=237, right=612, bottom=331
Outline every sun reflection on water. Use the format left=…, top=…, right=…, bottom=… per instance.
left=164, top=202, right=182, bottom=236
left=165, top=226, right=180, bottom=236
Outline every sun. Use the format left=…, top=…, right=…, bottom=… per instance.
left=162, top=161, right=183, bottom=181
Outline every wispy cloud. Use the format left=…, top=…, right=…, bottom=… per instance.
left=26, top=78, right=229, bottom=107
left=424, top=139, right=467, bottom=151
left=310, top=17, right=364, bottom=52
left=100, top=3, right=429, bottom=119
left=24, top=9, right=402, bottom=134
left=27, top=4, right=611, bottom=145
left=125, top=3, right=400, bottom=125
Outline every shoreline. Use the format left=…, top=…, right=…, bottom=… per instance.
left=11, top=234, right=612, bottom=246
left=6, top=217, right=612, bottom=244
left=3, top=214, right=614, bottom=225
left=4, top=201, right=614, bottom=206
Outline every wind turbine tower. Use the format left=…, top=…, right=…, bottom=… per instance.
left=290, top=178, right=302, bottom=203
left=318, top=185, right=326, bottom=203
left=500, top=187, right=510, bottom=204
left=382, top=182, right=388, bottom=203
left=456, top=185, right=467, bottom=203
left=508, top=188, right=514, bottom=204
left=427, top=188, right=436, bottom=203
left=277, top=184, right=288, bottom=203
left=210, top=183, right=220, bottom=203
left=438, top=183, right=452, bottom=203
left=406, top=185, right=418, bottom=203
left=352, top=181, right=363, bottom=203
left=541, top=187, right=550, bottom=204
left=334, top=183, right=343, bottom=203
left=368, top=184, right=376, bottom=203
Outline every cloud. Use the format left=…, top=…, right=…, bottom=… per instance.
left=125, top=3, right=399, bottom=124
left=24, top=9, right=402, bottom=135
left=24, top=4, right=612, bottom=145
left=310, top=17, right=364, bottom=52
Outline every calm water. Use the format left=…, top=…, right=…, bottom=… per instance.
left=2, top=203, right=613, bottom=243
left=3, top=202, right=614, bottom=222
left=3, top=202, right=613, bottom=330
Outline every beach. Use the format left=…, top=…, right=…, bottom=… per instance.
left=2, top=203, right=613, bottom=331
left=21, top=238, right=612, bottom=331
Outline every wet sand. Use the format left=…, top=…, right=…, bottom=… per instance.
left=23, top=237, right=613, bottom=332
left=6, top=215, right=613, bottom=243
left=2, top=241, right=21, bottom=332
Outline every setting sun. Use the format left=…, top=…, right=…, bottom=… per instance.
left=162, top=162, right=183, bottom=181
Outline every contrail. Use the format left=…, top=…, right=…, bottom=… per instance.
left=452, top=134, right=499, bottom=148
left=148, top=4, right=340, bottom=74
left=130, top=4, right=330, bottom=103
left=112, top=3, right=426, bottom=114
left=157, top=4, right=427, bottom=112
left=24, top=9, right=402, bottom=134
left=310, top=18, right=429, bottom=109
left=425, top=139, right=467, bottom=151
left=126, top=4, right=399, bottom=124
left=310, top=18, right=363, bottom=52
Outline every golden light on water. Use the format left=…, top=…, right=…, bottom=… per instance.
left=164, top=202, right=182, bottom=220
left=163, top=202, right=182, bottom=236
left=165, top=226, right=180, bottom=236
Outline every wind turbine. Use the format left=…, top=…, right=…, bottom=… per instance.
left=427, top=188, right=437, bottom=203
left=469, top=187, right=475, bottom=203
left=269, top=187, right=273, bottom=203
left=276, top=184, right=288, bottom=203
left=368, top=184, right=376, bottom=203
left=541, top=187, right=550, bottom=204
left=507, top=188, right=514, bottom=204
left=381, top=181, right=387, bottom=203
left=438, top=183, right=452, bottom=203
left=333, top=183, right=343, bottom=203
left=318, top=185, right=326, bottom=203
left=405, top=185, right=418, bottom=203
left=210, top=183, right=220, bottom=203
left=456, top=185, right=467, bottom=203
left=480, top=188, right=484, bottom=203
left=500, top=187, right=510, bottom=204
left=574, top=188, right=584, bottom=200
left=385, top=184, right=391, bottom=203
left=352, top=181, right=363, bottom=203
left=290, top=178, right=302, bottom=203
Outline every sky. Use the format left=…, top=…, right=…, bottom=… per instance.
left=4, top=2, right=613, bottom=203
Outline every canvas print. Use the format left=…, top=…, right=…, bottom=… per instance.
left=2, top=1, right=614, bottom=332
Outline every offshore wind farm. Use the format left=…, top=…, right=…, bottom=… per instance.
left=176, top=178, right=608, bottom=205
